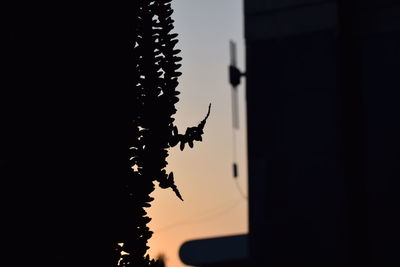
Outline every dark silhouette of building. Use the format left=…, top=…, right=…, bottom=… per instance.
left=179, top=1, right=400, bottom=266
left=246, top=1, right=400, bottom=267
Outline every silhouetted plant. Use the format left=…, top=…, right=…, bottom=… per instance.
left=156, top=254, right=166, bottom=267
left=116, top=1, right=210, bottom=266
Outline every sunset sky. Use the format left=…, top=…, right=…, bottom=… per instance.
left=146, top=1, right=247, bottom=266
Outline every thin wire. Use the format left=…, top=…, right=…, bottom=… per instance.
left=154, top=198, right=244, bottom=233
left=231, top=86, right=248, bottom=200
left=232, top=87, right=239, bottom=130
left=234, top=178, right=248, bottom=200
left=232, top=86, right=238, bottom=178
left=232, top=124, right=237, bottom=162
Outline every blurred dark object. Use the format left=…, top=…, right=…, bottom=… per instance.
left=245, top=1, right=400, bottom=267
left=228, top=40, right=246, bottom=88
left=156, top=254, right=166, bottom=267
left=229, top=65, right=244, bottom=87
left=180, top=234, right=248, bottom=267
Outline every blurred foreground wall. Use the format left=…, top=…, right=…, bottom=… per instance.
left=245, top=1, right=400, bottom=266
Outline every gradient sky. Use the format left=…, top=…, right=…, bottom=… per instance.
left=146, top=1, right=247, bottom=266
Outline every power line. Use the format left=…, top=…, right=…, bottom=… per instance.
left=231, top=120, right=248, bottom=200
left=234, top=177, right=248, bottom=200
left=154, top=198, right=244, bottom=233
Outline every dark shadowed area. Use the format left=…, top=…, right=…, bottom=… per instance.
left=2, top=2, right=139, bottom=266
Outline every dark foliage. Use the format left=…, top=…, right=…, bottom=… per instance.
left=116, top=1, right=210, bottom=266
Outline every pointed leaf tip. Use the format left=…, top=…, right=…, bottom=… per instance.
left=173, top=186, right=184, bottom=201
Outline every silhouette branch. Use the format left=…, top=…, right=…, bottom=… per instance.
left=116, top=1, right=210, bottom=266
